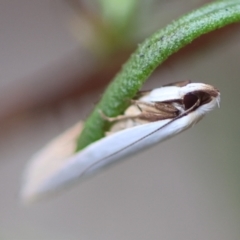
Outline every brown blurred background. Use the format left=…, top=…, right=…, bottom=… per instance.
left=1, top=0, right=240, bottom=239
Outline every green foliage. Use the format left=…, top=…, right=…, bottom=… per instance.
left=76, top=0, right=240, bottom=151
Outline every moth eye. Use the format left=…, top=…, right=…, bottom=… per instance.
left=183, top=93, right=199, bottom=110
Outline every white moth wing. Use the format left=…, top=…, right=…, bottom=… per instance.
left=141, top=83, right=215, bottom=103
left=22, top=119, right=171, bottom=202
left=140, top=86, right=181, bottom=102
left=21, top=112, right=199, bottom=203
left=21, top=122, right=82, bottom=202
left=21, top=82, right=220, bottom=203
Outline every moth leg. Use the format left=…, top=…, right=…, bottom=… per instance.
left=130, top=99, right=154, bottom=108
left=138, top=111, right=177, bottom=122
left=132, top=100, right=178, bottom=114
left=130, top=100, right=158, bottom=113
left=99, top=110, right=142, bottom=122
left=154, top=102, right=179, bottom=113
left=99, top=109, right=177, bottom=123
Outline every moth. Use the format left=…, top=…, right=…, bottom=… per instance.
left=21, top=81, right=220, bottom=203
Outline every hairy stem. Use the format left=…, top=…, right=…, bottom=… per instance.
left=76, top=0, right=240, bottom=151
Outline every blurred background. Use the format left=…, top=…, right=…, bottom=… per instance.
left=1, top=0, right=240, bottom=239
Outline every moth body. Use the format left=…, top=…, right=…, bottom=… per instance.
left=21, top=81, right=220, bottom=202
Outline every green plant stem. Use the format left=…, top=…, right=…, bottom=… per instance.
left=76, top=0, right=240, bottom=151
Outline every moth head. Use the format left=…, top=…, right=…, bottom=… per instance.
left=181, top=83, right=220, bottom=114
